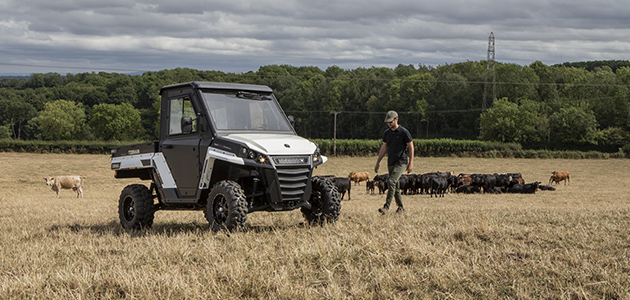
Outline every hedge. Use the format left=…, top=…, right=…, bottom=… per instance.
left=312, top=139, right=626, bottom=159
left=0, top=139, right=138, bottom=154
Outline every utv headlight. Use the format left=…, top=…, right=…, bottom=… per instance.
left=241, top=147, right=268, bottom=164
left=313, top=148, right=321, bottom=163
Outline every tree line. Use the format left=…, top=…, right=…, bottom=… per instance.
left=0, top=60, right=629, bottom=153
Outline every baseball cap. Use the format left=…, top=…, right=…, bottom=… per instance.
left=384, top=110, right=398, bottom=122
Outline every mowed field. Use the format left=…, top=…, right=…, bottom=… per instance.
left=1, top=152, right=629, bottom=299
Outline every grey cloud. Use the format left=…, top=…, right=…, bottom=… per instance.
left=1, top=0, right=629, bottom=75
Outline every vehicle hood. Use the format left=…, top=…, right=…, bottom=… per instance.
left=225, top=133, right=318, bottom=155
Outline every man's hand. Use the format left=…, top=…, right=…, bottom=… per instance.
left=406, top=162, right=413, bottom=174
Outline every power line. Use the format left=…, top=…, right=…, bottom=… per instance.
left=0, top=62, right=148, bottom=73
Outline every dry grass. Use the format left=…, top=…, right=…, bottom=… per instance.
left=1, top=152, right=629, bottom=299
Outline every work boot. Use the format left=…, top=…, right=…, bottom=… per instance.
left=378, top=206, right=389, bottom=214
left=396, top=207, right=405, bottom=214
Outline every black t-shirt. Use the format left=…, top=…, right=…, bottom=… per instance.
left=382, top=125, right=413, bottom=166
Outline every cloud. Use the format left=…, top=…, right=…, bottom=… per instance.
left=0, top=0, right=629, bottom=74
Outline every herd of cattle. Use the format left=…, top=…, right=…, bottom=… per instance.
left=321, top=170, right=571, bottom=200
left=43, top=170, right=571, bottom=199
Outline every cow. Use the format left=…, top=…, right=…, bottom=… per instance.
left=538, top=185, right=556, bottom=191
left=348, top=172, right=370, bottom=186
left=44, top=176, right=84, bottom=198
left=399, top=174, right=415, bottom=195
left=458, top=173, right=472, bottom=186
left=330, top=177, right=351, bottom=200
left=494, top=173, right=512, bottom=189
left=366, top=180, right=376, bottom=195
left=446, top=175, right=461, bottom=193
left=455, top=185, right=481, bottom=194
left=471, top=174, right=497, bottom=193
left=507, top=182, right=540, bottom=194
left=373, top=174, right=389, bottom=194
left=507, top=173, right=524, bottom=184
left=376, top=180, right=388, bottom=194
left=549, top=171, right=570, bottom=185
left=429, top=174, right=448, bottom=198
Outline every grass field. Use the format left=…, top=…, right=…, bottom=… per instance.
left=1, top=152, right=629, bottom=299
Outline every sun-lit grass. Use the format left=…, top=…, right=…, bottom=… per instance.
left=1, top=153, right=629, bottom=299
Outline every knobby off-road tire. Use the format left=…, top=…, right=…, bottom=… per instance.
left=301, top=176, right=342, bottom=225
left=119, top=184, right=155, bottom=230
left=204, top=180, right=248, bottom=232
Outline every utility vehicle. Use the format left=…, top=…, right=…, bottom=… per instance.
left=110, top=82, right=340, bottom=231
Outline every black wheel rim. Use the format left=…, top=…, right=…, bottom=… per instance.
left=213, top=194, right=228, bottom=224
left=123, top=196, right=135, bottom=222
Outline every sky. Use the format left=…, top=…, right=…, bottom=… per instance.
left=1, top=0, right=629, bottom=75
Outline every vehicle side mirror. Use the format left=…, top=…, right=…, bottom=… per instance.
left=181, top=116, right=193, bottom=134
left=288, top=115, right=295, bottom=128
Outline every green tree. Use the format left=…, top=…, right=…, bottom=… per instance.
left=479, top=98, right=542, bottom=145
left=35, top=100, right=86, bottom=140
left=89, top=103, right=142, bottom=140
left=0, top=125, right=11, bottom=139
left=0, top=97, right=37, bottom=139
left=549, top=106, right=598, bottom=145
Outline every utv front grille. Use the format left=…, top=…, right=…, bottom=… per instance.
left=276, top=166, right=310, bottom=201
left=272, top=156, right=310, bottom=165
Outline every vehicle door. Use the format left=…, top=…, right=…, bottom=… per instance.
left=161, top=95, right=201, bottom=199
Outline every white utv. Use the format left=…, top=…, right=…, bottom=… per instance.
left=110, top=82, right=341, bottom=231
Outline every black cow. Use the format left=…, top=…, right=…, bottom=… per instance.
left=455, top=185, right=481, bottom=194
left=494, top=173, right=512, bottom=189
left=373, top=174, right=389, bottom=194
left=331, top=177, right=351, bottom=200
left=538, top=185, right=556, bottom=191
left=429, top=175, right=448, bottom=197
left=419, top=173, right=440, bottom=195
left=447, top=175, right=461, bottom=193
left=366, top=180, right=376, bottom=194
left=399, top=174, right=416, bottom=195
left=507, top=181, right=540, bottom=194
left=471, top=173, right=498, bottom=193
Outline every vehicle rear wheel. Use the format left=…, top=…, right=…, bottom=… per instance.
left=119, top=184, right=154, bottom=230
left=301, top=176, right=341, bottom=225
left=204, top=180, right=248, bottom=232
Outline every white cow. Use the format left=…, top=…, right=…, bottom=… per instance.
left=44, top=176, right=84, bottom=198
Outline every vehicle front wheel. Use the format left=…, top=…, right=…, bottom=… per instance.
left=204, top=180, right=248, bottom=232
left=118, top=184, right=154, bottom=230
left=301, top=176, right=341, bottom=225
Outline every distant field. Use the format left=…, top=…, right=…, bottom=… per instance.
left=1, top=153, right=629, bottom=299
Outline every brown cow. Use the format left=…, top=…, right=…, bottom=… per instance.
left=44, top=176, right=84, bottom=198
left=458, top=173, right=472, bottom=186
left=549, top=171, right=570, bottom=185
left=348, top=171, right=370, bottom=186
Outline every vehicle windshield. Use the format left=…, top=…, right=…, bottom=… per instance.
left=202, top=90, right=294, bottom=133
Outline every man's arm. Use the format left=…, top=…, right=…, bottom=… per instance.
left=374, top=142, right=387, bottom=174
left=406, top=141, right=414, bottom=174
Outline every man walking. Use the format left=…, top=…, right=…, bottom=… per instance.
left=374, top=110, right=414, bottom=214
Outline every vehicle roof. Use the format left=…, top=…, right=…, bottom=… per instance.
left=160, top=81, right=273, bottom=94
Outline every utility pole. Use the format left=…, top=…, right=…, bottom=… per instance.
left=482, top=32, right=496, bottom=113
left=330, top=111, right=340, bottom=156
